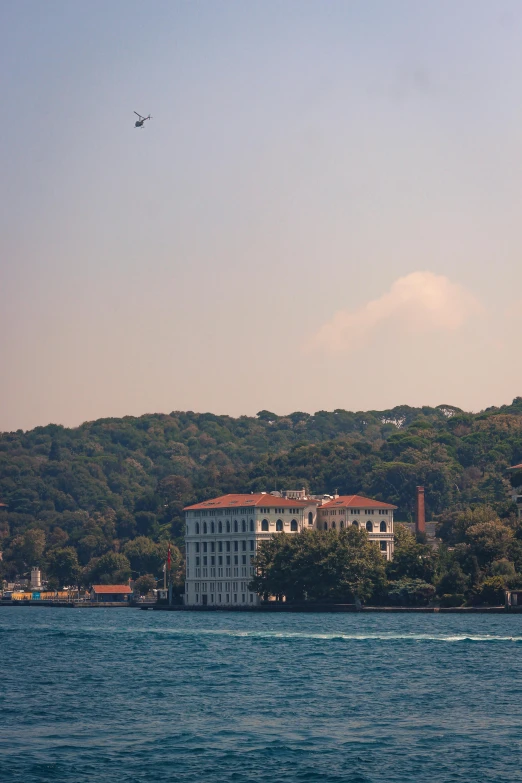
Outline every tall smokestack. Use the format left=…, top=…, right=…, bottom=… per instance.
left=416, top=486, right=425, bottom=535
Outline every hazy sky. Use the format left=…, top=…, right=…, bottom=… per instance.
left=2, top=0, right=522, bottom=432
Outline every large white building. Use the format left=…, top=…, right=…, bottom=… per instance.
left=184, top=491, right=396, bottom=606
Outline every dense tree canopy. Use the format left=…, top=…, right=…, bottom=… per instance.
left=250, top=528, right=387, bottom=603
left=1, top=399, right=522, bottom=594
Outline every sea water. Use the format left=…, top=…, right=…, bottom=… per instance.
left=1, top=608, right=522, bottom=783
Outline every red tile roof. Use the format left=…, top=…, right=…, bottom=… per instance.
left=319, top=495, right=397, bottom=510
left=184, top=493, right=313, bottom=511
left=91, top=585, right=132, bottom=594
left=508, top=464, right=522, bottom=471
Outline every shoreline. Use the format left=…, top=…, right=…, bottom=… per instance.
left=2, top=601, right=521, bottom=613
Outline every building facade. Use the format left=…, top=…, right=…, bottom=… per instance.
left=317, top=495, right=396, bottom=560
left=184, top=491, right=396, bottom=606
left=184, top=494, right=319, bottom=607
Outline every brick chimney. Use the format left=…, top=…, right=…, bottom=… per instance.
left=416, top=486, right=426, bottom=535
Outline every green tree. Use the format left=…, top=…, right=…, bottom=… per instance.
left=47, top=547, right=80, bottom=587
left=387, top=525, right=435, bottom=582
left=123, top=537, right=165, bottom=576
left=87, top=552, right=131, bottom=585
left=134, top=574, right=156, bottom=595
left=472, top=576, right=505, bottom=606
left=387, top=578, right=436, bottom=607
left=436, top=563, right=469, bottom=597
left=250, top=528, right=386, bottom=604
left=465, top=520, right=513, bottom=567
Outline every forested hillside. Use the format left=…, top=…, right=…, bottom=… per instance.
left=1, top=399, right=522, bottom=591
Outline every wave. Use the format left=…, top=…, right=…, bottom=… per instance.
left=113, top=628, right=522, bottom=643
left=6, top=624, right=522, bottom=643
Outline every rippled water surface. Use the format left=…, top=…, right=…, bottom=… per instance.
left=1, top=608, right=522, bottom=782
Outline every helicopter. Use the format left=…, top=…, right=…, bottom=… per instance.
left=134, top=112, right=152, bottom=128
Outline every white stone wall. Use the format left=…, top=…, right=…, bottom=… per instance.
left=184, top=505, right=317, bottom=606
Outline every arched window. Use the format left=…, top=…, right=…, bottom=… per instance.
left=324, top=522, right=328, bottom=530
left=352, top=521, right=358, bottom=527
left=203, top=522, right=207, bottom=534
left=211, top=521, right=215, bottom=534
left=241, top=520, right=246, bottom=532
left=340, top=520, right=344, bottom=529
left=218, top=521, right=222, bottom=533
left=290, top=519, right=298, bottom=532
left=276, top=519, right=283, bottom=531
left=233, top=520, right=238, bottom=533
left=380, top=521, right=387, bottom=533
left=332, top=521, right=336, bottom=530
left=261, top=519, right=269, bottom=531
left=249, top=519, right=254, bottom=532
left=380, top=541, right=387, bottom=552
left=226, top=520, right=230, bottom=533
left=366, top=521, right=373, bottom=533
left=195, top=522, right=200, bottom=534
left=308, top=511, right=313, bottom=526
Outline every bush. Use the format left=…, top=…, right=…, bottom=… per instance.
left=386, top=579, right=436, bottom=607
left=472, top=576, right=505, bottom=606
left=439, top=593, right=466, bottom=608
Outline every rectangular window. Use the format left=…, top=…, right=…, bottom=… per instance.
left=211, top=556, right=215, bottom=566
left=250, top=540, right=254, bottom=551
left=195, top=543, right=200, bottom=553
left=242, top=594, right=246, bottom=603
left=242, top=541, right=246, bottom=551
left=226, top=542, right=231, bottom=552
left=203, top=542, right=208, bottom=552
left=234, top=555, right=238, bottom=565
left=234, top=541, right=239, bottom=552
left=203, top=556, right=207, bottom=566
left=218, top=556, right=223, bottom=565
left=211, top=542, right=215, bottom=552
left=226, top=594, right=230, bottom=602
left=218, top=542, right=223, bottom=552
left=242, top=555, right=246, bottom=565
left=195, top=594, right=199, bottom=603
left=233, top=594, right=238, bottom=603
left=196, top=557, right=200, bottom=566
left=218, top=594, right=222, bottom=603
left=226, top=555, right=231, bottom=565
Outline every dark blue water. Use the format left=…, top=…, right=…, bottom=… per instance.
left=1, top=609, right=522, bottom=783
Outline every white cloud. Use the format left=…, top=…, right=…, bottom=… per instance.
left=306, top=271, right=482, bottom=354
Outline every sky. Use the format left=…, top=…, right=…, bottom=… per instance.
left=2, top=0, right=522, bottom=432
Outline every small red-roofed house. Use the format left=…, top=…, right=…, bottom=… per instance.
left=90, top=585, right=132, bottom=603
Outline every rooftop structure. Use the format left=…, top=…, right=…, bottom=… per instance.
left=90, top=585, right=132, bottom=603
